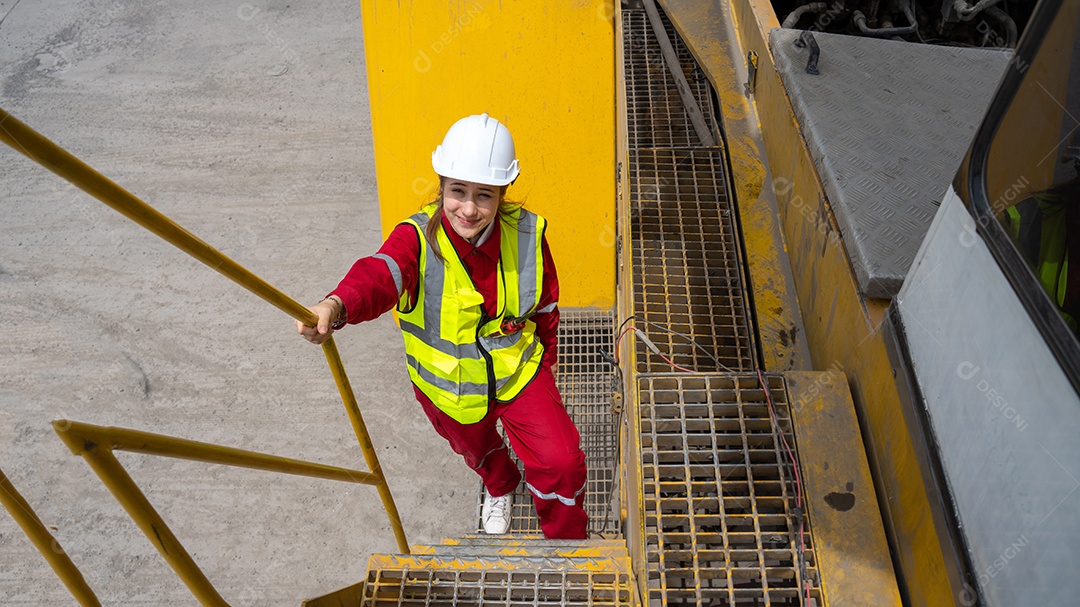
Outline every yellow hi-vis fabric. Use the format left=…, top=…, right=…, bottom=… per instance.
left=397, top=204, right=547, bottom=424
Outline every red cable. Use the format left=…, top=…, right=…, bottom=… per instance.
left=614, top=324, right=695, bottom=373
left=656, top=350, right=696, bottom=373
left=617, top=326, right=810, bottom=600
left=613, top=325, right=636, bottom=364
left=616, top=323, right=809, bottom=599
left=756, top=370, right=803, bottom=506
left=757, top=369, right=811, bottom=605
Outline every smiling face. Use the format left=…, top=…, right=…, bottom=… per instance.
left=441, top=179, right=502, bottom=241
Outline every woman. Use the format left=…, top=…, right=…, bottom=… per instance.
left=296, top=114, right=588, bottom=539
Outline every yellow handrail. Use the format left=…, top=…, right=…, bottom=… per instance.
left=54, top=421, right=384, bottom=486
left=0, top=468, right=102, bottom=607
left=0, top=108, right=312, bottom=324
left=51, top=420, right=389, bottom=607
left=0, top=107, right=406, bottom=554
left=0, top=107, right=410, bottom=604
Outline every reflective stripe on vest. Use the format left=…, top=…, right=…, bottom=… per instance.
left=397, top=204, right=546, bottom=424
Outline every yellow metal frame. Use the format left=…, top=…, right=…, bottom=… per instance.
left=52, top=420, right=385, bottom=607
left=0, top=107, right=409, bottom=603
left=613, top=3, right=649, bottom=603
left=0, top=468, right=102, bottom=607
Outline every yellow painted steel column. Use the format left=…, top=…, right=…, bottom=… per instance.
left=0, top=468, right=101, bottom=607
left=358, top=0, right=616, bottom=308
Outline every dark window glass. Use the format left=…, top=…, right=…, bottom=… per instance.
left=961, top=0, right=1080, bottom=386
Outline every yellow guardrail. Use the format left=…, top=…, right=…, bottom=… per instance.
left=52, top=420, right=387, bottom=606
left=0, top=107, right=409, bottom=603
left=0, top=467, right=102, bottom=606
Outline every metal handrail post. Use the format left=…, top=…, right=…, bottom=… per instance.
left=0, top=107, right=408, bottom=553
left=66, top=446, right=230, bottom=606
left=0, top=468, right=102, bottom=607
left=321, top=338, right=408, bottom=551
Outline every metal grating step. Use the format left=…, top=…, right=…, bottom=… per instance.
left=476, top=309, right=621, bottom=537
left=629, top=149, right=757, bottom=373
left=638, top=374, right=822, bottom=606
left=623, top=8, right=716, bottom=149
left=411, top=537, right=629, bottom=559
left=363, top=551, right=633, bottom=606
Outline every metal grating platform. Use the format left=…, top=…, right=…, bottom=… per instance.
left=770, top=28, right=1011, bottom=299
left=623, top=9, right=715, bottom=149
left=476, top=309, right=621, bottom=537
left=630, top=149, right=757, bottom=373
left=638, top=374, right=821, bottom=606
left=362, top=552, right=633, bottom=606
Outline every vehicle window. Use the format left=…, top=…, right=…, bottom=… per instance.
left=983, top=1, right=1080, bottom=334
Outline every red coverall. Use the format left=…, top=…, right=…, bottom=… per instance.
left=330, top=211, right=588, bottom=539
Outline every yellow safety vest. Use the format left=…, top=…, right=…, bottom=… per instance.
left=1006, top=193, right=1077, bottom=330
left=397, top=204, right=548, bottom=424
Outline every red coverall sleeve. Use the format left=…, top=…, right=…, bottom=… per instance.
left=533, top=233, right=560, bottom=371
left=329, top=223, right=421, bottom=324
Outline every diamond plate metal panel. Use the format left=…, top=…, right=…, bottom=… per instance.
left=770, top=28, right=1011, bottom=299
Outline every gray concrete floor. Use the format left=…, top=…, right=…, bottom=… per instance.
left=0, top=1, right=477, bottom=604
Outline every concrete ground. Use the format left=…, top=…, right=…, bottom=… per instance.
left=0, top=1, right=477, bottom=604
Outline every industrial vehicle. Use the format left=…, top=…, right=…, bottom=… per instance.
left=2, top=0, right=1076, bottom=605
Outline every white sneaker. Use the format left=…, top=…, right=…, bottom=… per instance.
left=482, top=490, right=513, bottom=534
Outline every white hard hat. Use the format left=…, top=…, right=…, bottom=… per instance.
left=431, top=113, right=520, bottom=186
